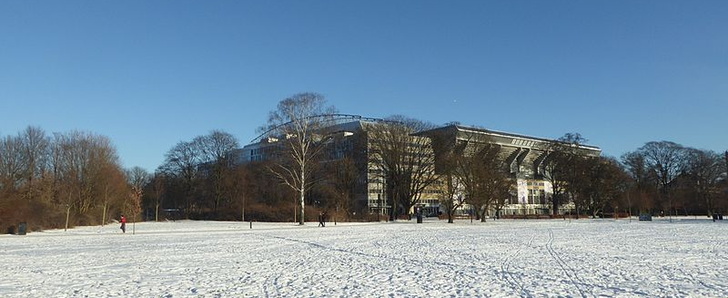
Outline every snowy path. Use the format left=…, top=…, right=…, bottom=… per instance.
left=2, top=218, right=728, bottom=297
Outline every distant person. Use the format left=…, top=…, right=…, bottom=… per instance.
left=318, top=212, right=326, bottom=227
left=120, top=215, right=127, bottom=233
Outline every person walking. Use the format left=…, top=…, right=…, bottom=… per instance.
left=321, top=211, right=327, bottom=227
left=318, top=212, right=325, bottom=227
left=120, top=215, right=127, bottom=233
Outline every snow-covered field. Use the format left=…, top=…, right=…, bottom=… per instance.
left=2, top=217, right=728, bottom=297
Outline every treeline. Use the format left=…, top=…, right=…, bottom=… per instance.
left=150, top=130, right=249, bottom=221
left=523, top=137, right=728, bottom=218
left=450, top=134, right=728, bottom=220
left=622, top=141, right=728, bottom=216
left=0, top=127, right=138, bottom=233
left=3, top=119, right=727, bottom=233
left=148, top=129, right=361, bottom=223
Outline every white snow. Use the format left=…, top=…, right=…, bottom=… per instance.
left=2, top=217, right=728, bottom=297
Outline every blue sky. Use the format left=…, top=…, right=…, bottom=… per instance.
left=2, top=1, right=727, bottom=171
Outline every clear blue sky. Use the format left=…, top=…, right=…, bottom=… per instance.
left=2, top=1, right=727, bottom=171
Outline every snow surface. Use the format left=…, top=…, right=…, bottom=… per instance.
left=2, top=217, right=728, bottom=297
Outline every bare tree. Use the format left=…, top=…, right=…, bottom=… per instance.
left=224, top=164, right=250, bottom=221
left=50, top=131, right=128, bottom=226
left=319, top=157, right=359, bottom=221
left=633, top=141, right=687, bottom=216
left=1, top=128, right=127, bottom=233
left=160, top=140, right=202, bottom=216
left=19, top=126, right=51, bottom=203
left=467, top=144, right=513, bottom=221
left=195, top=130, right=239, bottom=214
left=0, top=135, right=23, bottom=197
left=367, top=116, right=438, bottom=220
left=156, top=130, right=239, bottom=219
left=427, top=129, right=511, bottom=222
left=428, top=132, right=464, bottom=223
left=196, top=130, right=239, bottom=163
left=575, top=156, right=630, bottom=218
left=433, top=146, right=467, bottom=223
left=683, top=149, right=725, bottom=216
left=126, top=166, right=150, bottom=233
left=541, top=133, right=589, bottom=216
left=150, top=172, right=166, bottom=222
left=621, top=151, right=659, bottom=214
left=258, top=92, right=337, bottom=225
left=97, top=161, right=128, bottom=226
left=0, top=134, right=24, bottom=231
left=55, top=132, right=116, bottom=214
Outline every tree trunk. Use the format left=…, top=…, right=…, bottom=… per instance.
left=101, top=201, right=108, bottom=227
left=299, top=182, right=305, bottom=225
left=64, top=204, right=71, bottom=231
left=299, top=163, right=305, bottom=225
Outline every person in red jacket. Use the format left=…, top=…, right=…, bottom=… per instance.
left=120, top=215, right=127, bottom=233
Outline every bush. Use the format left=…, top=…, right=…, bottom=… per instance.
left=245, top=203, right=293, bottom=222
left=0, top=199, right=58, bottom=233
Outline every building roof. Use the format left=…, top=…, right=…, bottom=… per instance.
left=415, top=124, right=601, bottom=153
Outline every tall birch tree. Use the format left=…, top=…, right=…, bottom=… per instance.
left=258, top=92, right=336, bottom=225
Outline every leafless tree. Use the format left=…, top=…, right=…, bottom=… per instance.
left=224, top=164, right=250, bottom=221
left=196, top=130, right=239, bottom=163
left=437, top=168, right=465, bottom=223
left=126, top=166, right=150, bottom=232
left=258, top=92, right=337, bottom=225
left=540, top=133, right=593, bottom=217
left=621, top=151, right=659, bottom=214
left=541, top=134, right=575, bottom=216
left=195, top=130, right=239, bottom=214
left=96, top=161, right=128, bottom=226
left=0, top=127, right=131, bottom=232
left=428, top=129, right=511, bottom=222
left=632, top=141, right=687, bottom=216
left=573, top=156, right=630, bottom=218
left=19, top=126, right=51, bottom=203
left=0, top=134, right=24, bottom=231
left=49, top=131, right=129, bottom=227
left=0, top=135, right=23, bottom=197
left=150, top=172, right=166, bottom=221
left=160, top=140, right=202, bottom=215
left=428, top=132, right=464, bottom=223
left=157, top=130, right=239, bottom=218
left=54, top=132, right=113, bottom=214
left=367, top=116, right=438, bottom=220
left=682, top=149, right=725, bottom=216
left=467, top=144, right=513, bottom=221
left=319, top=157, right=359, bottom=221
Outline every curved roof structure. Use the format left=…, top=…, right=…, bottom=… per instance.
left=250, top=114, right=394, bottom=143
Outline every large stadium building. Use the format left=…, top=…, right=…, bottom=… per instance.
left=234, top=116, right=601, bottom=217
